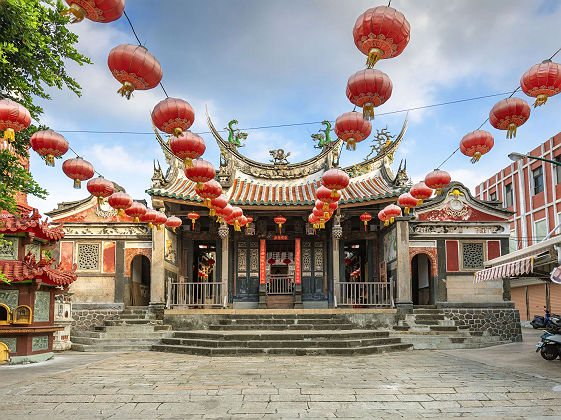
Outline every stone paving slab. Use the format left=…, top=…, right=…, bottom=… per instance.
left=1, top=335, right=561, bottom=418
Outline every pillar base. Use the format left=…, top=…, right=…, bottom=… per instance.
left=395, top=302, right=413, bottom=318
left=294, top=284, right=303, bottom=309
left=258, top=284, right=267, bottom=309
left=148, top=302, right=166, bottom=320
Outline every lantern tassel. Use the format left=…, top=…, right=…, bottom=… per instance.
left=133, top=217, right=140, bottom=223
left=148, top=222, right=154, bottom=229
left=506, top=124, right=517, bottom=139
left=384, top=220, right=389, bottom=226
left=204, top=198, right=211, bottom=208
left=216, top=217, right=223, bottom=223
left=330, top=189, right=339, bottom=198
left=366, top=48, right=383, bottom=68
left=97, top=197, right=103, bottom=206
left=436, top=188, right=443, bottom=195
left=362, top=104, right=375, bottom=120
left=404, top=207, right=410, bottom=215
left=534, top=94, right=548, bottom=107
left=117, top=209, right=125, bottom=216
left=471, top=152, right=482, bottom=164
left=117, top=82, right=135, bottom=100
left=184, top=158, right=193, bottom=168
left=324, top=211, right=329, bottom=219
left=346, top=139, right=357, bottom=151
left=209, top=208, right=216, bottom=217
left=45, top=155, right=55, bottom=167
left=235, top=220, right=240, bottom=232
left=60, top=3, right=86, bottom=23
left=192, top=220, right=196, bottom=229
left=3, top=128, right=15, bottom=143
left=417, top=199, right=423, bottom=205
left=73, top=179, right=81, bottom=189
left=363, top=221, right=368, bottom=232
left=172, top=227, right=176, bottom=233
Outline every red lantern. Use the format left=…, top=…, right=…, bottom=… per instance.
left=62, top=0, right=124, bottom=23
left=30, top=129, right=69, bottom=166
left=316, top=186, right=341, bottom=210
left=274, top=215, right=287, bottom=234
left=334, top=111, right=372, bottom=150
left=108, top=192, right=132, bottom=216
left=216, top=204, right=233, bottom=224
left=238, top=215, right=248, bottom=228
left=267, top=258, right=276, bottom=265
left=398, top=192, right=418, bottom=214
left=283, top=258, right=292, bottom=265
left=489, top=98, right=530, bottom=139
left=62, top=157, right=94, bottom=189
left=169, top=132, right=206, bottom=168
left=360, top=212, right=372, bottom=231
left=151, top=97, right=195, bottom=137
left=185, top=159, right=215, bottom=189
left=107, top=44, right=163, bottom=99
left=154, top=212, right=168, bottom=230
left=460, top=130, right=495, bottom=163
left=346, top=69, right=393, bottom=120
left=315, top=199, right=329, bottom=219
left=210, top=194, right=228, bottom=217
left=140, top=208, right=158, bottom=229
left=322, top=168, right=350, bottom=198
left=409, top=182, right=433, bottom=204
left=384, top=204, right=402, bottom=224
left=353, top=6, right=410, bottom=68
left=425, top=169, right=451, bottom=195
left=230, top=207, right=243, bottom=232
left=125, top=201, right=147, bottom=223
left=0, top=99, right=31, bottom=143
left=165, top=216, right=182, bottom=232
left=187, top=211, right=200, bottom=229
left=520, top=60, right=561, bottom=107
left=308, top=213, right=320, bottom=229
left=87, top=177, right=114, bottom=205
left=328, top=201, right=338, bottom=215
left=195, top=179, right=222, bottom=207
left=378, top=209, right=388, bottom=226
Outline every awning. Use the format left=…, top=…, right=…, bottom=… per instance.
left=474, top=256, right=534, bottom=283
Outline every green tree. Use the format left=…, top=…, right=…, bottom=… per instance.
left=0, top=0, right=91, bottom=215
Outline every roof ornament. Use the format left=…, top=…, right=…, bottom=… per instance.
left=269, top=149, right=290, bottom=165
left=365, top=125, right=396, bottom=160
left=225, top=119, right=247, bottom=148
left=311, top=120, right=334, bottom=149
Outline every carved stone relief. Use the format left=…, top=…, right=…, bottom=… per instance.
left=32, top=335, right=49, bottom=351
left=33, top=291, right=50, bottom=322
left=63, top=225, right=150, bottom=236
left=250, top=248, right=259, bottom=272
left=0, top=238, right=18, bottom=260
left=314, top=247, right=324, bottom=273
left=0, top=290, right=19, bottom=310
left=238, top=248, right=247, bottom=273
left=302, top=248, right=312, bottom=272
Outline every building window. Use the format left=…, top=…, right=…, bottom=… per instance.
left=556, top=155, right=561, bottom=184
left=461, top=242, right=485, bottom=270
left=509, top=230, right=518, bottom=253
left=77, top=243, right=100, bottom=271
left=489, top=191, right=497, bottom=201
left=534, top=219, right=547, bottom=242
left=533, top=166, right=544, bottom=195
left=504, top=183, right=513, bottom=208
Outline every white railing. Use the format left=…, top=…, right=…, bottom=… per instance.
left=167, top=281, right=222, bottom=308
left=266, top=276, right=294, bottom=295
left=336, top=281, right=393, bottom=307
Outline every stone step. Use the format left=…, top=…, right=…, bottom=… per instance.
left=104, top=319, right=163, bottom=326
left=412, top=314, right=445, bottom=321
left=208, top=323, right=355, bottom=331
left=119, top=313, right=155, bottom=320
left=412, top=309, right=442, bottom=314
left=172, top=330, right=389, bottom=341
left=209, top=314, right=342, bottom=320
left=392, top=326, right=410, bottom=331
left=71, top=336, right=165, bottom=346
left=160, top=336, right=401, bottom=349
left=413, top=319, right=440, bottom=325
left=430, top=326, right=459, bottom=332
left=71, top=343, right=154, bottom=352
left=94, top=324, right=171, bottom=332
left=152, top=343, right=413, bottom=356
left=413, top=305, right=437, bottom=309
left=216, top=318, right=347, bottom=325
left=72, top=330, right=171, bottom=339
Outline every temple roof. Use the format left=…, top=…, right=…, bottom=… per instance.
left=0, top=254, right=77, bottom=287
left=1, top=208, right=65, bottom=241
left=147, top=113, right=410, bottom=208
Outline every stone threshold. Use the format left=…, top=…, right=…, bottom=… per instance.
left=165, top=308, right=397, bottom=315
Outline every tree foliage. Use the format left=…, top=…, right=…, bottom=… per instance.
left=0, top=0, right=90, bottom=214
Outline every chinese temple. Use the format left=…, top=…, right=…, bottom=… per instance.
left=0, top=140, right=77, bottom=364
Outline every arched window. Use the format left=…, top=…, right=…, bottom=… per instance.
left=12, top=305, right=32, bottom=324
left=0, top=342, right=10, bottom=364
left=0, top=303, right=11, bottom=326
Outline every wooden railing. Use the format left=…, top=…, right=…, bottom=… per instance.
left=336, top=281, right=393, bottom=307
left=167, top=281, right=222, bottom=308
left=266, top=275, right=294, bottom=295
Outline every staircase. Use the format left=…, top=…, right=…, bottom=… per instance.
left=391, top=305, right=502, bottom=349
left=71, top=307, right=173, bottom=352
left=153, top=313, right=412, bottom=356
left=265, top=295, right=294, bottom=309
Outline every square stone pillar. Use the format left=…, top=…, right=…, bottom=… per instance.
left=332, top=217, right=342, bottom=307
left=218, top=223, right=229, bottom=307
left=395, top=217, right=412, bottom=310
left=150, top=225, right=166, bottom=305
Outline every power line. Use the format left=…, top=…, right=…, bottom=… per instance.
left=55, top=90, right=514, bottom=136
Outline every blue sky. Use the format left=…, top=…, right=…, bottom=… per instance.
left=29, top=0, right=561, bottom=214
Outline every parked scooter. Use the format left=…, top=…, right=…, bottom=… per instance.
left=531, top=307, right=559, bottom=329
left=536, top=315, right=561, bottom=360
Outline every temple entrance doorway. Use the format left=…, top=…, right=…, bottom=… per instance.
left=191, top=241, right=220, bottom=307
left=129, top=255, right=151, bottom=306
left=411, top=253, right=432, bottom=305
left=265, top=239, right=295, bottom=308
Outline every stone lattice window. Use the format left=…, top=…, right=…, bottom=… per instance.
left=462, top=242, right=484, bottom=270
left=77, top=243, right=100, bottom=271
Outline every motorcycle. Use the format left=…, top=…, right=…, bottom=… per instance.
left=536, top=315, right=561, bottom=360
left=531, top=307, right=557, bottom=329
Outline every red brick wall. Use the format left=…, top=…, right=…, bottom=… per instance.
left=409, top=247, right=438, bottom=276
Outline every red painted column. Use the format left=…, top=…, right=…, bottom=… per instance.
left=260, top=239, right=266, bottom=284
left=295, top=238, right=301, bottom=285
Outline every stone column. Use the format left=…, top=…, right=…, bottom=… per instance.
left=218, top=223, right=229, bottom=307
left=150, top=225, right=166, bottom=304
left=395, top=217, right=412, bottom=310
left=332, top=218, right=342, bottom=307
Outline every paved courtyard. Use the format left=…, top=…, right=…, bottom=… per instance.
left=1, top=329, right=560, bottom=419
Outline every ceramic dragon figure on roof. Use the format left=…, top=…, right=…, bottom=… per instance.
left=225, top=119, right=247, bottom=147
left=311, top=120, right=334, bottom=149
